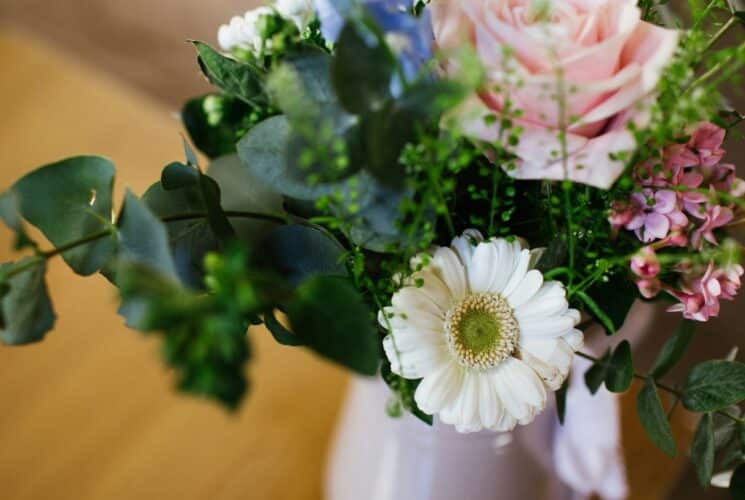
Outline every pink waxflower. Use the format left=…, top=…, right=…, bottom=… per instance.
left=690, top=203, right=734, bottom=249
left=625, top=189, right=688, bottom=242
left=667, top=262, right=722, bottom=321
left=688, top=122, right=726, bottom=167
left=713, top=263, right=744, bottom=300
left=631, top=246, right=660, bottom=279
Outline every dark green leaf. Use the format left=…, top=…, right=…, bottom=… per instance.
left=584, top=275, right=637, bottom=334
left=161, top=162, right=198, bottom=190
left=682, top=361, right=745, bottom=412
left=259, top=224, right=346, bottom=286
left=584, top=351, right=609, bottom=394
left=575, top=290, right=617, bottom=335
left=287, top=275, right=379, bottom=375
left=691, top=413, right=715, bottom=487
left=637, top=377, right=676, bottom=456
left=264, top=309, right=304, bottom=346
left=0, top=191, right=35, bottom=250
left=606, top=340, right=634, bottom=393
left=731, top=463, right=745, bottom=499
left=651, top=319, right=696, bottom=379
left=197, top=170, right=236, bottom=241
left=0, top=259, right=55, bottom=345
left=142, top=182, right=218, bottom=289
left=556, top=379, right=568, bottom=425
left=12, top=156, right=116, bottom=275
left=193, top=41, right=265, bottom=105
left=331, top=20, right=395, bottom=115
left=182, top=94, right=253, bottom=159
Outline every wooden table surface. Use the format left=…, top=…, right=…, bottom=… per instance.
left=0, top=30, right=706, bottom=500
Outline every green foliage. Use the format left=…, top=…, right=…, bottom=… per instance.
left=258, top=224, right=347, bottom=286
left=691, top=413, right=715, bottom=487
left=555, top=379, right=568, bottom=425
left=287, top=275, right=380, bottom=375
left=115, top=246, right=274, bottom=409
left=584, top=350, right=610, bottom=395
left=11, top=156, right=116, bottom=275
left=732, top=463, right=745, bottom=498
left=606, top=341, right=634, bottom=393
left=0, top=259, right=55, bottom=345
left=682, top=361, right=745, bottom=412
left=651, top=320, right=696, bottom=379
left=331, top=20, right=396, bottom=115
left=582, top=276, right=637, bottom=335
left=193, top=41, right=267, bottom=107
left=637, top=377, right=677, bottom=456
left=264, top=309, right=304, bottom=346
left=381, top=359, right=432, bottom=425
left=182, top=94, right=258, bottom=159
left=0, top=191, right=36, bottom=251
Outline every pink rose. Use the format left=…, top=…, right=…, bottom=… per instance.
left=431, top=0, right=679, bottom=189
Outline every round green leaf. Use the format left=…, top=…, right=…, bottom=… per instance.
left=12, top=156, right=116, bottom=275
left=287, top=275, right=379, bottom=375
left=0, top=259, right=56, bottom=345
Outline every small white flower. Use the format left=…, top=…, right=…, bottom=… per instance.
left=217, top=7, right=275, bottom=54
left=274, top=0, right=315, bottom=32
left=380, top=230, right=583, bottom=432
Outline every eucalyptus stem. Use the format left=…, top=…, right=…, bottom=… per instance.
left=703, top=16, right=737, bottom=53
left=686, top=39, right=745, bottom=94
left=576, top=350, right=745, bottom=425
left=162, top=210, right=288, bottom=224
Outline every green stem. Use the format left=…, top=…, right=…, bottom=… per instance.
left=163, top=210, right=287, bottom=225
left=703, top=16, right=737, bottom=53
left=686, top=39, right=745, bottom=94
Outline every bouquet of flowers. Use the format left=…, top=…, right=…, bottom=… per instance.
left=2, top=0, right=745, bottom=494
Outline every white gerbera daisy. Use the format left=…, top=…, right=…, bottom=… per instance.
left=380, top=230, right=583, bottom=433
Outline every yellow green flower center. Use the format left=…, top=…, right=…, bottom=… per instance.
left=444, top=293, right=519, bottom=370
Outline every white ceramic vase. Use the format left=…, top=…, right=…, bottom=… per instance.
left=325, top=376, right=577, bottom=500
left=325, top=303, right=655, bottom=500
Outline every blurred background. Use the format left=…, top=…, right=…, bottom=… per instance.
left=0, top=1, right=742, bottom=499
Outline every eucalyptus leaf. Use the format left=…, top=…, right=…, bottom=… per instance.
left=691, top=413, right=715, bottom=487
left=264, top=309, right=304, bottom=346
left=259, top=224, right=346, bottom=286
left=637, top=377, right=676, bottom=456
left=162, top=162, right=198, bottom=190
left=12, top=156, right=116, bottom=275
left=651, top=319, right=696, bottom=380
left=331, top=20, right=395, bottom=115
left=0, top=259, right=55, bottom=345
left=287, top=275, right=379, bottom=375
left=142, top=182, right=218, bottom=288
left=0, top=191, right=35, bottom=250
left=605, top=341, right=633, bottom=393
left=682, top=360, right=745, bottom=412
left=193, top=41, right=265, bottom=105
left=238, top=115, right=329, bottom=200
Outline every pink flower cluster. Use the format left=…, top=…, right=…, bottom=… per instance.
left=610, top=122, right=744, bottom=248
left=631, top=247, right=744, bottom=321
left=612, top=123, right=745, bottom=321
